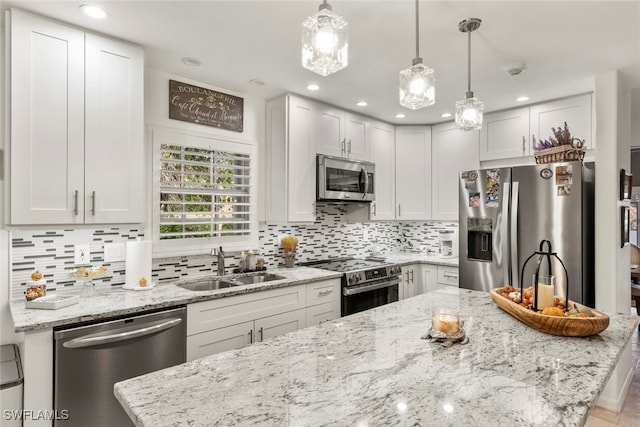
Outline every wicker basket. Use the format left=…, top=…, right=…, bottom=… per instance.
left=534, top=145, right=585, bottom=164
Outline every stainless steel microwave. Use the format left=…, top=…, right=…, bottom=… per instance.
left=317, top=154, right=375, bottom=202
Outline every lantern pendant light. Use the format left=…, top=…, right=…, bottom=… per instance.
left=455, top=18, right=484, bottom=131
left=301, top=0, right=349, bottom=77
left=399, top=0, right=435, bottom=110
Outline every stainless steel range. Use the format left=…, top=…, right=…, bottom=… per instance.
left=304, top=258, right=401, bottom=316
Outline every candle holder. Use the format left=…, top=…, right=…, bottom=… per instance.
left=422, top=308, right=469, bottom=347
left=284, top=252, right=296, bottom=268
left=519, top=240, right=569, bottom=312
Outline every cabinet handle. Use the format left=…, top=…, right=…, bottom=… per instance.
left=372, top=202, right=377, bottom=216
left=258, top=327, right=264, bottom=342
left=405, top=271, right=410, bottom=282
left=444, top=273, right=458, bottom=279
left=398, top=204, right=401, bottom=217
left=248, top=329, right=253, bottom=344
left=522, top=136, right=525, bottom=155
left=73, top=190, right=79, bottom=216
left=410, top=270, right=414, bottom=283
left=348, top=139, right=352, bottom=155
left=341, top=139, right=346, bottom=155
left=318, top=289, right=333, bottom=296
left=91, top=191, right=96, bottom=216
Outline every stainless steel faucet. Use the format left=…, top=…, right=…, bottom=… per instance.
left=216, top=246, right=225, bottom=275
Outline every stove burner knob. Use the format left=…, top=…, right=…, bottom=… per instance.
left=350, top=272, right=362, bottom=284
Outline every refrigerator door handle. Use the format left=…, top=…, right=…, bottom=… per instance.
left=510, top=181, right=520, bottom=287
left=502, top=182, right=511, bottom=287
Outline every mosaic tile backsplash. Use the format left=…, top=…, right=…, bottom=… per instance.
left=10, top=203, right=457, bottom=301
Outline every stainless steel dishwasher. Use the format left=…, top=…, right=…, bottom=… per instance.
left=54, top=306, right=186, bottom=427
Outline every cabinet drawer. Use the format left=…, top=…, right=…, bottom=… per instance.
left=187, top=285, right=305, bottom=336
left=306, top=302, right=339, bottom=327
left=306, top=279, right=340, bottom=306
left=437, top=266, right=459, bottom=287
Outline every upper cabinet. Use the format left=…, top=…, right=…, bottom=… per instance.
left=369, top=120, right=395, bottom=221
left=479, top=93, right=593, bottom=164
left=395, top=126, right=432, bottom=220
left=265, top=95, right=317, bottom=222
left=316, top=104, right=369, bottom=161
left=431, top=122, right=480, bottom=221
left=9, top=10, right=144, bottom=225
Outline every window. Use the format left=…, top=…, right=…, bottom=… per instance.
left=152, top=128, right=257, bottom=255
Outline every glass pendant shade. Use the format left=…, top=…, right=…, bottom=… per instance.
left=301, top=4, right=348, bottom=77
left=455, top=96, right=484, bottom=131
left=399, top=61, right=436, bottom=110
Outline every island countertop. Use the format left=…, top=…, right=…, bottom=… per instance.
left=114, top=288, right=638, bottom=427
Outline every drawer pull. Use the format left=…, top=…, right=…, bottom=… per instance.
left=318, top=290, right=333, bottom=296
left=444, top=273, right=458, bottom=279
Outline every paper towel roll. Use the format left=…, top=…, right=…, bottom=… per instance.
left=125, top=240, right=152, bottom=287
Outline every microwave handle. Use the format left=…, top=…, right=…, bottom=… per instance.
left=361, top=167, right=369, bottom=199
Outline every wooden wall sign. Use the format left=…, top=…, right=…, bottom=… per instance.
left=169, top=80, right=243, bottom=132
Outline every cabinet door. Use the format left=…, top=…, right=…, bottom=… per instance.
left=255, top=309, right=306, bottom=342
left=530, top=94, right=593, bottom=150
left=422, top=264, right=438, bottom=293
left=400, top=266, right=417, bottom=299
left=369, top=121, right=396, bottom=220
left=186, top=321, right=254, bottom=361
left=345, top=113, right=369, bottom=161
left=10, top=10, right=85, bottom=224
left=431, top=122, right=480, bottom=220
left=306, top=302, right=338, bottom=327
left=316, top=105, right=345, bottom=157
left=288, top=96, right=317, bottom=221
left=395, top=127, right=432, bottom=220
left=85, top=34, right=144, bottom=223
left=480, top=107, right=530, bottom=161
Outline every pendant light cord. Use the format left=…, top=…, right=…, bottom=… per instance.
left=467, top=30, right=472, bottom=95
left=415, top=0, right=420, bottom=59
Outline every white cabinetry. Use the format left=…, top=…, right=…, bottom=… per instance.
left=421, top=264, right=438, bottom=293
left=395, top=127, right=432, bottom=220
left=399, top=264, right=420, bottom=299
left=431, top=122, right=480, bottom=221
left=530, top=93, right=593, bottom=150
left=437, top=266, right=459, bottom=288
left=316, top=104, right=369, bottom=161
left=265, top=95, right=316, bottom=222
left=369, top=120, right=396, bottom=220
left=305, top=279, right=341, bottom=326
left=480, top=107, right=531, bottom=161
left=10, top=10, right=144, bottom=225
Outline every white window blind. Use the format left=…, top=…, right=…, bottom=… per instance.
left=159, top=143, right=251, bottom=240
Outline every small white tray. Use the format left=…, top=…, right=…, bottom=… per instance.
left=122, top=282, right=156, bottom=291
left=25, top=294, right=79, bottom=310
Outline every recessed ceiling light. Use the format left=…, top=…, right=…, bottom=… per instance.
left=516, top=96, right=530, bottom=102
left=395, top=113, right=406, bottom=119
left=440, top=112, right=452, bottom=118
left=356, top=101, right=368, bottom=107
left=80, top=4, right=108, bottom=19
left=181, top=57, right=202, bottom=67
left=307, top=84, right=320, bottom=91
left=249, top=79, right=265, bottom=86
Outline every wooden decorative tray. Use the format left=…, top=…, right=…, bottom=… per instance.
left=490, top=287, right=609, bottom=337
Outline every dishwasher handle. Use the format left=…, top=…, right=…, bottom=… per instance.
left=63, top=318, right=183, bottom=349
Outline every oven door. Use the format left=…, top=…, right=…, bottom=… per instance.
left=317, top=154, right=375, bottom=202
left=341, top=279, right=399, bottom=316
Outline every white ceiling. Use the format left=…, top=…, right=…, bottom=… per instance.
left=2, top=0, right=639, bottom=126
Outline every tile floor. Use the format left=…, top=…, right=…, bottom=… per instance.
left=585, top=310, right=639, bottom=427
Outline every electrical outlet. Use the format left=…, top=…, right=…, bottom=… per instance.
left=74, top=245, right=91, bottom=265
left=104, top=243, right=125, bottom=262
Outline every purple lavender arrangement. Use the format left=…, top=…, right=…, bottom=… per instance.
left=534, top=122, right=585, bottom=151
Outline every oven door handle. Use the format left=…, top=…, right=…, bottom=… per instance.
left=343, top=278, right=400, bottom=296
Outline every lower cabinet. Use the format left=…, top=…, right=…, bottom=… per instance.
left=421, top=264, right=438, bottom=293
left=187, top=279, right=340, bottom=361
left=437, top=266, right=460, bottom=289
left=399, top=265, right=420, bottom=299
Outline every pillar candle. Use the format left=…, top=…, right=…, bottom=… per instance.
left=536, top=283, right=555, bottom=310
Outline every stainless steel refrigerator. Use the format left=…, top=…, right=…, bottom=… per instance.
left=458, top=161, right=595, bottom=306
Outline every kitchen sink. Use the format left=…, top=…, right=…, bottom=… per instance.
left=231, top=273, right=286, bottom=285
left=177, top=273, right=286, bottom=291
left=177, top=278, right=239, bottom=292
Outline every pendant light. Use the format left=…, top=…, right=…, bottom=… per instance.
left=301, top=0, right=348, bottom=77
left=399, top=0, right=435, bottom=110
left=455, top=18, right=483, bottom=131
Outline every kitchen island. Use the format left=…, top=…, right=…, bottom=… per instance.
left=114, top=288, right=638, bottom=427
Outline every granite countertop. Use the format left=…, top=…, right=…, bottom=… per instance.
left=9, top=267, right=342, bottom=332
left=114, top=288, right=638, bottom=427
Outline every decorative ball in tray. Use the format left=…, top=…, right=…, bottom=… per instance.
left=490, top=286, right=609, bottom=337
